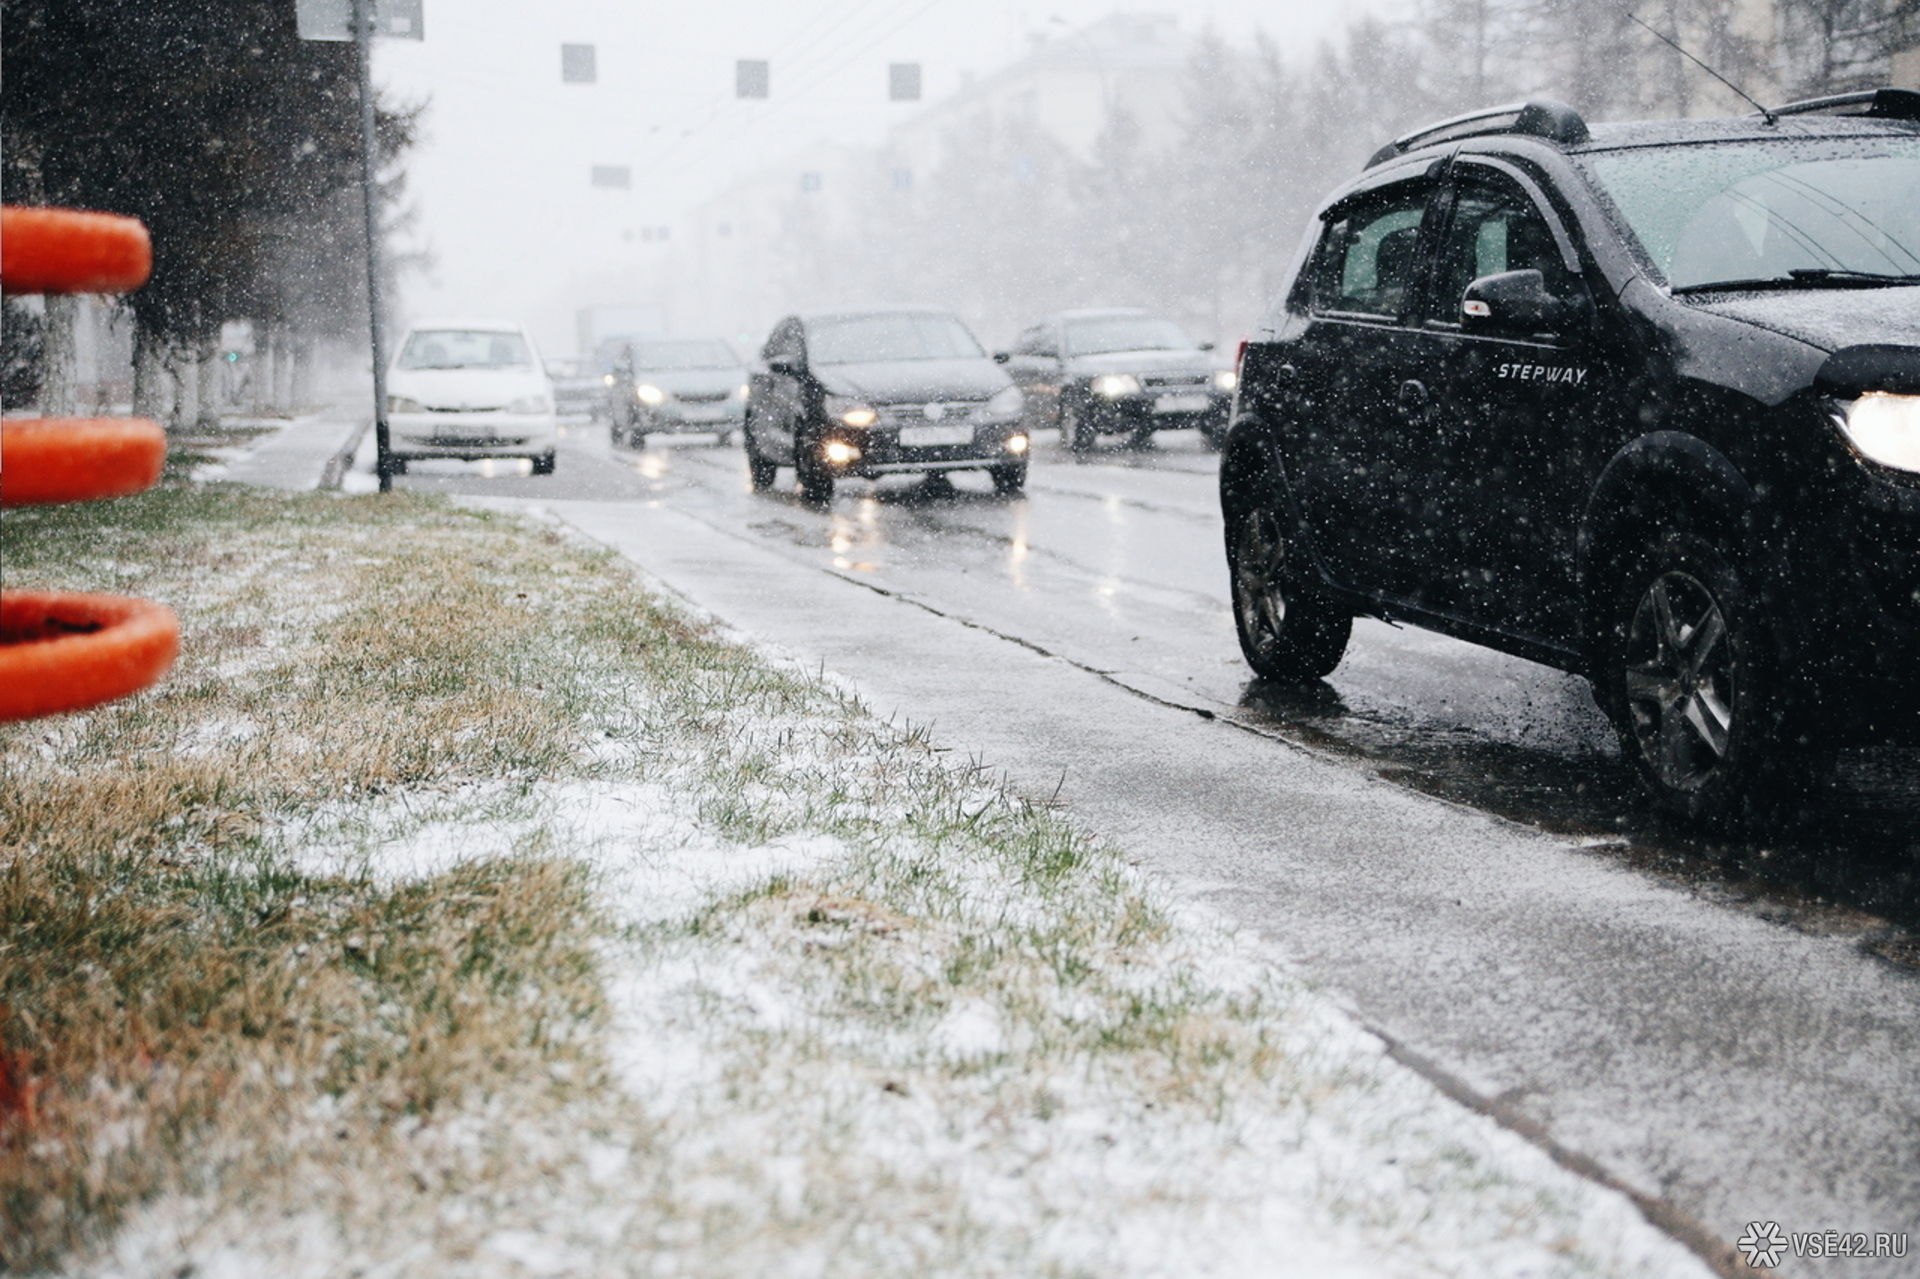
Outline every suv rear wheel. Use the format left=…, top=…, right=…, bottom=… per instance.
left=1226, top=493, right=1350, bottom=683
left=1598, top=530, right=1799, bottom=829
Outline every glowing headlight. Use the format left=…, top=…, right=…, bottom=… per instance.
left=824, top=394, right=877, bottom=428
left=1839, top=393, right=1920, bottom=472
left=985, top=385, right=1025, bottom=418
left=601, top=374, right=615, bottom=386
left=508, top=395, right=553, bottom=414
left=388, top=395, right=425, bottom=414
left=821, top=439, right=862, bottom=466
left=1005, top=433, right=1030, bottom=454
left=1213, top=369, right=1239, bottom=392
left=735, top=383, right=751, bottom=401
left=635, top=384, right=666, bottom=407
left=1091, top=373, right=1141, bottom=398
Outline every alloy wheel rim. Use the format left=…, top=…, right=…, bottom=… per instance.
left=1624, top=570, right=1735, bottom=792
left=1233, top=506, right=1288, bottom=649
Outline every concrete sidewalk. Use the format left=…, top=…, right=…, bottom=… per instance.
left=219, top=406, right=368, bottom=491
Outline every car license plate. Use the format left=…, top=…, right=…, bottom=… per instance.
left=1153, top=393, right=1211, bottom=414
left=899, top=425, right=974, bottom=447
left=681, top=407, right=729, bottom=423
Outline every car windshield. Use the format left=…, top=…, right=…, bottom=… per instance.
left=398, top=329, right=534, bottom=370
left=630, top=339, right=738, bottom=371
left=1064, top=316, right=1193, bottom=356
left=807, top=314, right=983, bottom=364
left=1584, top=137, right=1920, bottom=290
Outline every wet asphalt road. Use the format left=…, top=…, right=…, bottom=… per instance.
left=390, top=419, right=1920, bottom=1276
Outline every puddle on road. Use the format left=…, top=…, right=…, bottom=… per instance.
left=1232, top=677, right=1920, bottom=966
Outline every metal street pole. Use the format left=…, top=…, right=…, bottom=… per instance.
left=350, top=0, right=394, bottom=491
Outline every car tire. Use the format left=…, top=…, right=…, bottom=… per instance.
left=989, top=461, right=1027, bottom=495
left=532, top=452, right=555, bottom=476
left=1596, top=529, right=1800, bottom=830
left=1226, top=484, right=1350, bottom=684
left=628, top=429, right=647, bottom=450
left=1064, top=400, right=1098, bottom=454
left=796, top=439, right=835, bottom=504
left=1128, top=427, right=1156, bottom=450
left=747, top=447, right=777, bottom=492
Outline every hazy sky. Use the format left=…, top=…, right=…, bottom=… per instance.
left=376, top=1, right=1386, bottom=352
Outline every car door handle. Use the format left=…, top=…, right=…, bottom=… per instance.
left=1397, top=379, right=1431, bottom=416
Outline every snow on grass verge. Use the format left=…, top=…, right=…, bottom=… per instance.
left=2, top=478, right=1708, bottom=1277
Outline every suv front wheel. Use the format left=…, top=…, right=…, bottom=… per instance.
left=1227, top=497, right=1350, bottom=683
left=1598, top=530, right=1799, bottom=829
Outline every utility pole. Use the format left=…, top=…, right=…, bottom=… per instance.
left=351, top=0, right=394, bottom=491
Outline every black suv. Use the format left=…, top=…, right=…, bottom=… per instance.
left=746, top=307, right=1029, bottom=502
left=1001, top=309, right=1236, bottom=450
left=1220, top=90, right=1920, bottom=827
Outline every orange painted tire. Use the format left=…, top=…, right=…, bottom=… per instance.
left=0, top=207, right=151, bottom=294
left=0, top=591, right=178, bottom=721
left=1, top=418, right=167, bottom=507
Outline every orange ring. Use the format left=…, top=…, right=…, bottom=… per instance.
left=0, top=591, right=179, bottom=722
left=1, top=418, right=167, bottom=507
left=0, top=207, right=151, bottom=294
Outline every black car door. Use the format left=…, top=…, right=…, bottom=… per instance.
left=1278, top=174, right=1448, bottom=601
left=753, top=318, right=807, bottom=461
left=1417, top=159, right=1614, bottom=646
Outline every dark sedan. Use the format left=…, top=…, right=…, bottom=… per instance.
left=744, top=308, right=1030, bottom=502
left=1002, top=309, right=1237, bottom=451
left=607, top=337, right=750, bottom=448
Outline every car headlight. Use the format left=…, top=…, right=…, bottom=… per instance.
left=635, top=384, right=666, bottom=407
left=821, top=439, right=862, bottom=466
left=735, top=383, right=751, bottom=401
left=824, top=394, right=877, bottom=428
left=508, top=395, right=553, bottom=414
left=1213, top=370, right=1238, bottom=392
left=1839, top=393, right=1920, bottom=472
left=1091, top=373, right=1141, bottom=398
left=388, top=395, right=425, bottom=414
left=601, top=374, right=616, bottom=386
left=985, top=385, right=1024, bottom=418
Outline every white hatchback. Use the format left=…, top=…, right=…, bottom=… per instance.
left=386, top=319, right=558, bottom=474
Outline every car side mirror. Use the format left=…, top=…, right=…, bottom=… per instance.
left=1462, top=269, right=1576, bottom=335
left=1198, top=341, right=1215, bottom=352
left=992, top=351, right=1012, bottom=364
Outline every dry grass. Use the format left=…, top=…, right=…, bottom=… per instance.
left=0, top=483, right=655, bottom=1271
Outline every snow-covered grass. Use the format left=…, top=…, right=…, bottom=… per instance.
left=0, top=479, right=1708, bottom=1277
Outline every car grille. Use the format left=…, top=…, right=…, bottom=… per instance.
left=676, top=390, right=733, bottom=404
left=877, top=400, right=986, bottom=424
left=425, top=404, right=506, bottom=414
left=1140, top=373, right=1209, bottom=390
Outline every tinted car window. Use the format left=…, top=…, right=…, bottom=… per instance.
left=1428, top=171, right=1578, bottom=321
left=807, top=314, right=983, bottom=364
left=1585, top=137, right=1920, bottom=288
left=1063, top=316, right=1192, bottom=355
left=398, top=329, right=533, bottom=370
left=630, top=339, right=738, bottom=370
left=1311, top=186, right=1431, bottom=318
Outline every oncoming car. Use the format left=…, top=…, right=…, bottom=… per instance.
left=607, top=337, right=750, bottom=449
left=1003, top=308, right=1236, bottom=450
left=385, top=319, right=557, bottom=474
left=1220, top=90, right=1920, bottom=828
left=745, top=307, right=1029, bottom=502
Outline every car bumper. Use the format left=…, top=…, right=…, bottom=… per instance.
left=391, top=411, right=557, bottom=458
left=818, top=422, right=1029, bottom=478
left=1083, top=392, right=1231, bottom=433
left=1777, top=468, right=1920, bottom=744
left=636, top=403, right=746, bottom=433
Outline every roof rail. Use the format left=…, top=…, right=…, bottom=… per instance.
left=1762, top=87, right=1920, bottom=123
left=1366, top=98, right=1590, bottom=168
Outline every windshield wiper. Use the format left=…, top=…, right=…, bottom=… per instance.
left=1675, top=268, right=1920, bottom=294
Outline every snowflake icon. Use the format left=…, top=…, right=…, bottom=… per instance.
left=1737, top=1220, right=1789, bottom=1269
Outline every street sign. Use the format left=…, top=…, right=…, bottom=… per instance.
left=296, top=0, right=422, bottom=41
